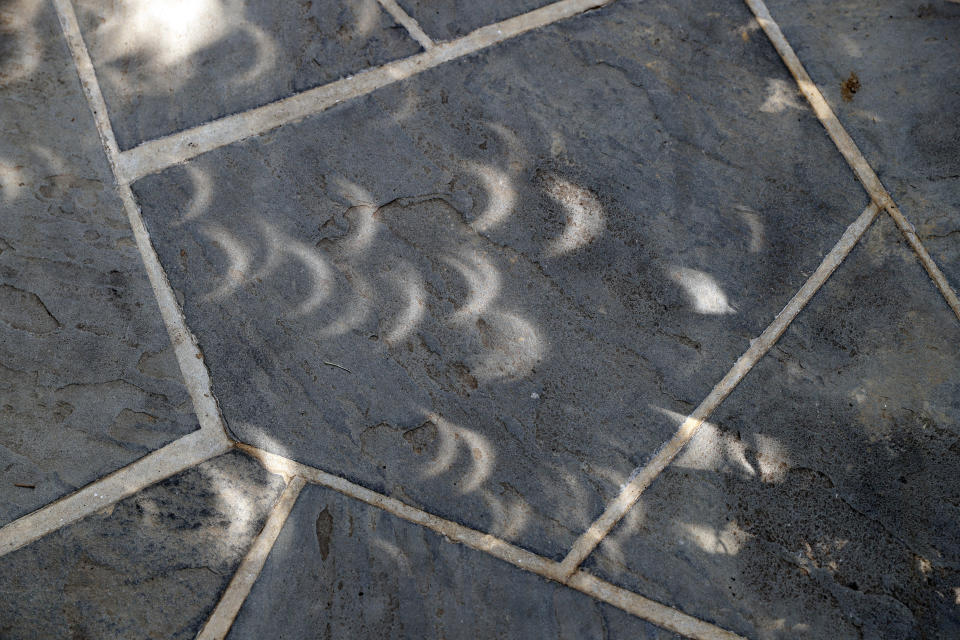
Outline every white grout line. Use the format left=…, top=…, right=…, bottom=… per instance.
left=557, top=201, right=882, bottom=579
left=743, top=0, right=960, bottom=323
left=52, top=0, right=232, bottom=442
left=236, top=444, right=744, bottom=640
left=376, top=0, right=435, bottom=50
left=196, top=476, right=306, bottom=640
left=0, top=430, right=230, bottom=556
left=114, top=0, right=612, bottom=184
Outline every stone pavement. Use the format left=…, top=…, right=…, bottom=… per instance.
left=0, top=0, right=957, bottom=638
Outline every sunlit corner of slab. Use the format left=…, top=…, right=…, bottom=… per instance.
left=667, top=266, right=736, bottom=315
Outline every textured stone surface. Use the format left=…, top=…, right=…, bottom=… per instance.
left=764, top=0, right=960, bottom=297
left=74, top=0, right=423, bottom=149
left=133, top=0, right=866, bottom=559
left=396, top=0, right=555, bottom=40
left=227, top=482, right=677, bottom=639
left=0, top=451, right=285, bottom=640
left=0, top=0, right=197, bottom=526
left=585, top=215, right=960, bottom=639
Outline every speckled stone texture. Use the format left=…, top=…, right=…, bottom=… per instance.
left=0, top=0, right=197, bottom=526
left=764, top=0, right=960, bottom=298
left=395, top=0, right=556, bottom=39
left=73, top=0, right=423, bottom=149
left=226, top=482, right=678, bottom=639
left=0, top=451, right=285, bottom=640
left=584, top=215, right=960, bottom=639
left=131, top=0, right=867, bottom=560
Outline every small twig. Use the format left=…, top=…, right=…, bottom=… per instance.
left=322, top=361, right=352, bottom=374
left=13, top=483, right=35, bottom=489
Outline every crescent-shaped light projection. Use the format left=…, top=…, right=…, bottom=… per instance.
left=422, top=414, right=493, bottom=494
left=201, top=225, right=250, bottom=301
left=179, top=164, right=212, bottom=224
left=331, top=178, right=379, bottom=254
left=667, top=266, right=736, bottom=315
left=444, top=251, right=500, bottom=323
left=318, top=274, right=373, bottom=337
left=734, top=205, right=766, bottom=253
left=383, top=263, right=426, bottom=345
left=544, top=176, right=605, bottom=256
left=231, top=23, right=277, bottom=87
left=285, top=238, right=335, bottom=316
left=468, top=162, right=516, bottom=232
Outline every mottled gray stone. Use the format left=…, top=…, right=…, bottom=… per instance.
left=132, top=0, right=867, bottom=559
left=227, top=482, right=677, bottom=639
left=584, top=215, right=960, bottom=639
left=396, top=0, right=555, bottom=39
left=73, top=0, right=423, bottom=149
left=764, top=0, right=960, bottom=297
left=0, top=0, right=197, bottom=526
left=0, top=451, right=285, bottom=640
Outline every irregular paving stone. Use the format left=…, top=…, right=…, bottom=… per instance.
left=0, top=0, right=196, bottom=526
left=133, top=0, right=867, bottom=558
left=764, top=0, right=960, bottom=294
left=227, top=482, right=678, bottom=639
left=73, top=0, right=423, bottom=150
left=396, top=0, right=555, bottom=40
left=0, top=451, right=285, bottom=640
left=584, top=215, right=960, bottom=639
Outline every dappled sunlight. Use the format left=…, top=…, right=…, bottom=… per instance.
left=202, top=461, right=258, bottom=555
left=201, top=225, right=250, bottom=301
left=351, top=0, right=383, bottom=39
left=759, top=78, right=804, bottom=113
left=681, top=520, right=748, bottom=556
left=88, top=0, right=276, bottom=88
left=318, top=274, right=373, bottom=337
left=444, top=250, right=500, bottom=323
left=0, top=0, right=42, bottom=84
left=422, top=413, right=493, bottom=494
left=331, top=177, right=379, bottom=253
left=656, top=407, right=792, bottom=482
left=370, top=536, right=413, bottom=573
left=471, top=311, right=543, bottom=383
left=466, top=163, right=516, bottom=232
left=0, top=161, right=24, bottom=204
left=734, top=204, right=766, bottom=253
left=659, top=407, right=757, bottom=478
left=178, top=165, right=213, bottom=224
left=542, top=175, right=605, bottom=257
left=480, top=488, right=529, bottom=540
left=383, top=262, right=426, bottom=345
left=667, top=266, right=736, bottom=315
